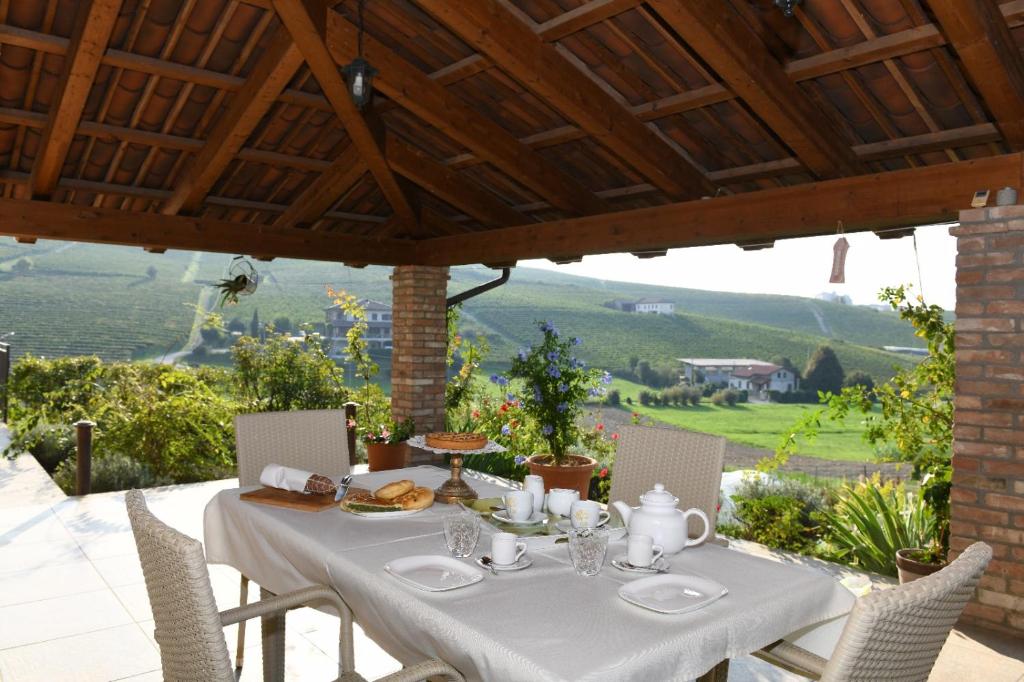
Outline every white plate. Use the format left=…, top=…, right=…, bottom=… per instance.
left=347, top=508, right=425, bottom=519
left=384, top=555, right=484, bottom=592
left=555, top=518, right=608, bottom=533
left=492, top=509, right=547, bottom=526
left=611, top=554, right=670, bottom=574
left=618, top=574, right=728, bottom=614
left=476, top=555, right=533, bottom=572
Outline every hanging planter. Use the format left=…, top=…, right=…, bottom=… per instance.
left=215, top=256, right=259, bottom=306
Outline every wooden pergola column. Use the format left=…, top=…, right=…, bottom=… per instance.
left=390, top=265, right=450, bottom=465
left=950, top=206, right=1024, bottom=635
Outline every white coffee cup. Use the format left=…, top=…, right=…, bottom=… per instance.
left=523, top=475, right=546, bottom=514
left=546, top=488, right=580, bottom=517
left=491, top=532, right=527, bottom=566
left=504, top=490, right=534, bottom=522
left=627, top=534, right=664, bottom=568
left=570, top=500, right=611, bottom=529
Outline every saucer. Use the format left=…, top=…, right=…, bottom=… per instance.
left=492, top=509, right=547, bottom=526
left=555, top=518, right=608, bottom=533
left=611, top=554, right=670, bottom=574
left=477, top=555, right=533, bottom=572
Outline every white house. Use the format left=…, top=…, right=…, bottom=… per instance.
left=634, top=298, right=675, bottom=315
left=679, top=358, right=765, bottom=385
left=679, top=358, right=799, bottom=396
left=324, top=298, right=393, bottom=355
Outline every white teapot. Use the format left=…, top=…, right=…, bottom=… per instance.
left=611, top=483, right=710, bottom=555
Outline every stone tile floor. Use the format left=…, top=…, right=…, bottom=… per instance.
left=0, top=441, right=1021, bottom=681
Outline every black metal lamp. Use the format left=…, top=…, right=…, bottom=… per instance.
left=774, top=0, right=802, bottom=17
left=343, top=0, right=377, bottom=110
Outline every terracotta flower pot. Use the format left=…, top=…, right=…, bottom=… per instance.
left=526, top=454, right=597, bottom=500
left=366, top=441, right=409, bottom=472
left=895, top=548, right=946, bottom=584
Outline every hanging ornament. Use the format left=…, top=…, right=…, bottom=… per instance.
left=830, top=221, right=849, bottom=284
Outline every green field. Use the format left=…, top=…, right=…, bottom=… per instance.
left=609, top=378, right=876, bottom=462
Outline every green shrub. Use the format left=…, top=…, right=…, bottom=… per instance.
left=9, top=421, right=75, bottom=472
left=638, top=390, right=653, bottom=406
left=605, top=389, right=621, bottom=407
left=710, top=389, right=740, bottom=406
left=731, top=494, right=814, bottom=552
left=54, top=452, right=173, bottom=494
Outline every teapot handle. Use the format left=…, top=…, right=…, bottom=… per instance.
left=682, top=508, right=711, bottom=547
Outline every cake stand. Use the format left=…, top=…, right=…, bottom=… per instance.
left=406, top=436, right=506, bottom=504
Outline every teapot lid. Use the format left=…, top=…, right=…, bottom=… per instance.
left=640, top=483, right=678, bottom=506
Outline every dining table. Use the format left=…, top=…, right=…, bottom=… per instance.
left=204, top=465, right=855, bottom=682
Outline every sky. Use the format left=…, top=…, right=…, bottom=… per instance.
left=522, top=222, right=959, bottom=310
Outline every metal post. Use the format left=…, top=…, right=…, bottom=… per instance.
left=74, top=420, right=95, bottom=496
left=344, top=401, right=359, bottom=466
left=0, top=342, right=9, bottom=423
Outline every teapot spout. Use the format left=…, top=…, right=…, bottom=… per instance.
left=611, top=500, right=632, bottom=526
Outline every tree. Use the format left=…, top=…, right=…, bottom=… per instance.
left=770, top=355, right=800, bottom=378
left=843, top=370, right=875, bottom=394
left=249, top=309, right=261, bottom=339
left=803, top=345, right=844, bottom=395
left=628, top=355, right=640, bottom=371
left=226, top=318, right=246, bottom=334
left=145, top=265, right=158, bottom=280
left=273, top=316, right=292, bottom=333
left=11, top=258, right=31, bottom=275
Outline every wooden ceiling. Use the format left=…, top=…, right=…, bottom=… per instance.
left=2, top=0, right=1024, bottom=265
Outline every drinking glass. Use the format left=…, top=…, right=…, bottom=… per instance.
left=443, top=509, right=481, bottom=558
left=567, top=527, right=609, bottom=576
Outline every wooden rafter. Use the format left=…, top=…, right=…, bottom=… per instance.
left=272, top=0, right=418, bottom=229
left=413, top=0, right=714, bottom=200
left=385, top=135, right=527, bottom=228
left=273, top=145, right=366, bottom=229
left=420, top=153, right=1024, bottom=265
left=0, top=198, right=418, bottom=264
left=326, top=11, right=608, bottom=216
left=162, top=27, right=303, bottom=215
left=929, top=0, right=1024, bottom=150
left=28, top=0, right=123, bottom=199
left=648, top=0, right=863, bottom=180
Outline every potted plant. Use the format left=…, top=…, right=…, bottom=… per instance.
left=360, top=416, right=415, bottom=472
left=497, top=320, right=610, bottom=499
left=895, top=542, right=946, bottom=583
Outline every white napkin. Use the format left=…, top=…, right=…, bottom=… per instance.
left=259, top=463, right=313, bottom=492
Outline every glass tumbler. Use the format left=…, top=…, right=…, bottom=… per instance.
left=443, top=508, right=481, bottom=558
left=567, top=527, right=609, bottom=576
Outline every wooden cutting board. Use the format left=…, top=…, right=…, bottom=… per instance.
left=240, top=486, right=338, bottom=512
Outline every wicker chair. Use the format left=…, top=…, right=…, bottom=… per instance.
left=608, top=425, right=726, bottom=537
left=126, top=489, right=463, bottom=682
left=234, top=409, right=350, bottom=673
left=755, top=542, right=993, bottom=682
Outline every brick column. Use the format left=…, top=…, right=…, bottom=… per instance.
left=391, top=265, right=449, bottom=465
left=950, top=206, right=1024, bottom=635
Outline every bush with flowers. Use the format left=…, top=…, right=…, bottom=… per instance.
left=495, top=320, right=613, bottom=464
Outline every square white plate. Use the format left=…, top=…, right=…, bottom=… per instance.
left=618, top=574, right=728, bottom=614
left=384, top=555, right=484, bottom=592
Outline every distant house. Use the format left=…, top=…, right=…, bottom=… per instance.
left=679, top=358, right=799, bottom=397
left=325, top=299, right=393, bottom=355
left=604, top=298, right=674, bottom=315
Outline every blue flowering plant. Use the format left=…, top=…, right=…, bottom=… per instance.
left=497, top=321, right=610, bottom=464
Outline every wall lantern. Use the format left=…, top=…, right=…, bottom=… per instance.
left=343, top=0, right=377, bottom=110
left=774, top=0, right=803, bottom=17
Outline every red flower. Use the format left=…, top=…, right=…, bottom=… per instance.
left=471, top=409, right=480, bottom=419
left=499, top=403, right=509, bottom=413
left=632, top=412, right=640, bottom=418
left=595, top=423, right=604, bottom=431
left=611, top=433, right=619, bottom=440
left=599, top=467, right=609, bottom=478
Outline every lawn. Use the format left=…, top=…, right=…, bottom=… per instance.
left=610, top=378, right=877, bottom=462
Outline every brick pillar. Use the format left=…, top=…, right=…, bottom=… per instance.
left=391, top=265, right=449, bottom=465
left=950, top=206, right=1024, bottom=635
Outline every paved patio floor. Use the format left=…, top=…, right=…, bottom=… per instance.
left=0, top=446, right=1021, bottom=681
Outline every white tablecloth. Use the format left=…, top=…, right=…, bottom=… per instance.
left=204, top=466, right=854, bottom=681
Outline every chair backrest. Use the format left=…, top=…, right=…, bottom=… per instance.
left=608, top=425, right=726, bottom=536
left=235, top=409, right=349, bottom=487
left=125, top=490, right=234, bottom=682
left=821, top=542, right=993, bottom=682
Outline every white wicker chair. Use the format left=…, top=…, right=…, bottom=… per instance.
left=234, top=409, right=350, bottom=673
left=608, top=425, right=726, bottom=537
left=126, top=489, right=464, bottom=682
left=755, top=542, right=993, bottom=681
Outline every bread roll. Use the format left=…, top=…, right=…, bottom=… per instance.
left=395, top=486, right=434, bottom=511
left=374, top=479, right=415, bottom=502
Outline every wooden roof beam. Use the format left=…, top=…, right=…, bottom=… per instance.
left=648, top=0, right=863, bottom=180
left=419, top=153, right=1024, bottom=265
left=326, top=11, right=607, bottom=216
left=929, top=0, right=1024, bottom=150
left=414, top=0, right=713, bottom=200
left=28, top=0, right=123, bottom=199
left=272, top=0, right=417, bottom=230
left=162, top=27, right=304, bottom=215
left=0, top=198, right=421, bottom=264
left=273, top=145, right=366, bottom=230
